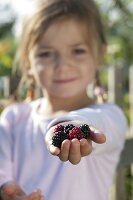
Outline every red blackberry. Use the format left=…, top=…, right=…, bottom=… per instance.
left=52, top=131, right=67, bottom=148
left=68, top=127, right=84, bottom=140
left=53, top=125, right=64, bottom=133
left=79, top=124, right=91, bottom=139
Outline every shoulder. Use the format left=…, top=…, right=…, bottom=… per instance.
left=0, top=99, right=41, bottom=124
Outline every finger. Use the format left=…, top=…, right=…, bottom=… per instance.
left=28, top=189, right=42, bottom=198
left=68, top=139, right=81, bottom=165
left=80, top=138, right=92, bottom=157
left=45, top=136, right=60, bottom=156
left=89, top=129, right=106, bottom=144
left=58, top=139, right=70, bottom=161
left=32, top=190, right=44, bottom=200
left=49, top=145, right=60, bottom=155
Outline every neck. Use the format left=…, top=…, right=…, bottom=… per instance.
left=38, top=91, right=94, bottom=116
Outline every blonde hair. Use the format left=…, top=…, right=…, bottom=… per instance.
left=16, top=0, right=106, bottom=78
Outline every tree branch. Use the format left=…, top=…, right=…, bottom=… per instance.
left=113, top=0, right=130, bottom=15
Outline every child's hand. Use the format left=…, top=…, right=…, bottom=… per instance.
left=0, top=182, right=44, bottom=200
left=45, top=122, right=106, bottom=165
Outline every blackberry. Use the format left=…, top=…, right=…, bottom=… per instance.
left=64, top=124, right=75, bottom=136
left=52, top=131, right=67, bottom=148
left=68, top=127, right=84, bottom=140
left=52, top=123, right=91, bottom=148
left=79, top=124, right=91, bottom=139
left=53, top=125, right=64, bottom=133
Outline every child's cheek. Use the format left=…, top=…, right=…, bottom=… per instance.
left=33, top=62, right=46, bottom=73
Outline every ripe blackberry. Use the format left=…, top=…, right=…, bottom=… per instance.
left=68, top=127, right=84, bottom=140
left=52, top=131, right=67, bottom=148
left=79, top=124, right=91, bottom=139
left=64, top=124, right=75, bottom=136
left=53, top=125, right=64, bottom=133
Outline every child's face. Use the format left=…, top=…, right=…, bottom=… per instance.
left=29, top=18, right=100, bottom=98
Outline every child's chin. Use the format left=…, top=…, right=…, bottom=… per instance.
left=55, top=93, right=77, bottom=99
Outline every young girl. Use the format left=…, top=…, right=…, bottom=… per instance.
left=0, top=0, right=127, bottom=200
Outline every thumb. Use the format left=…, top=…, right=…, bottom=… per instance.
left=90, top=130, right=106, bottom=144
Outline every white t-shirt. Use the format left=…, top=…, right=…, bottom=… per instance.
left=0, top=99, right=127, bottom=200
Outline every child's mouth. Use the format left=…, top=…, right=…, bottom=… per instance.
left=54, top=78, right=78, bottom=84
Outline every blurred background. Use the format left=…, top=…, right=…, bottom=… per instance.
left=0, top=0, right=133, bottom=199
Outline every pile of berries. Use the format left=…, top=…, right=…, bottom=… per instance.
left=52, top=124, right=91, bottom=148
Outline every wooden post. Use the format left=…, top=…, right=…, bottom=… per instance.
left=108, top=64, right=124, bottom=107
left=115, top=168, right=127, bottom=200
left=129, top=65, right=133, bottom=136
left=128, top=65, right=133, bottom=199
left=107, top=65, right=127, bottom=200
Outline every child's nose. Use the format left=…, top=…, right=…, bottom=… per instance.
left=56, top=55, right=72, bottom=69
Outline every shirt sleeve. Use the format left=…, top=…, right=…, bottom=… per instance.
left=0, top=106, right=15, bottom=187
left=47, top=104, right=128, bottom=155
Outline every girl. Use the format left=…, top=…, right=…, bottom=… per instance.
left=0, top=0, right=127, bottom=200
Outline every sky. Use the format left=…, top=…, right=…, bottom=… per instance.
left=0, top=0, right=35, bottom=18
left=11, top=0, right=35, bottom=16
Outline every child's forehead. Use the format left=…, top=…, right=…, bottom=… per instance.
left=44, top=18, right=85, bottom=35
left=38, top=17, right=93, bottom=44
left=46, top=16, right=89, bottom=30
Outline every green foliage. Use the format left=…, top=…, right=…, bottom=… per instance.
left=96, top=0, right=133, bottom=67
left=0, top=37, right=17, bottom=76
left=0, top=21, right=15, bottom=38
left=123, top=93, right=130, bottom=124
left=0, top=3, right=16, bottom=77
left=100, top=68, right=108, bottom=87
left=0, top=107, right=3, bottom=114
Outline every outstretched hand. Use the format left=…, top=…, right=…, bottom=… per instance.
left=45, top=122, right=106, bottom=165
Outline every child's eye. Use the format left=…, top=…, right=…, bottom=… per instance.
left=73, top=48, right=86, bottom=55
left=37, top=51, right=54, bottom=58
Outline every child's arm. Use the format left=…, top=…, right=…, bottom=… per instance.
left=0, top=181, right=44, bottom=200
left=45, top=104, right=127, bottom=164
